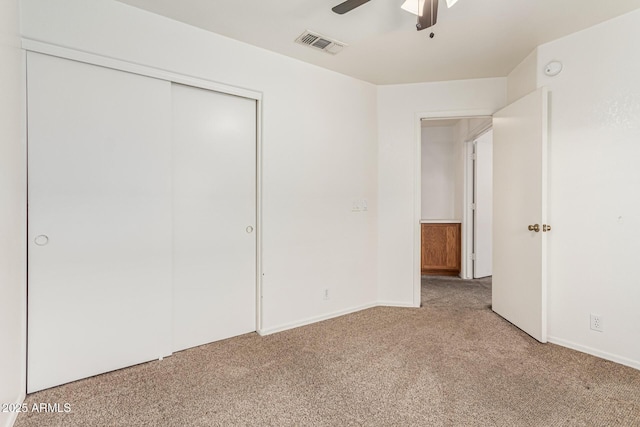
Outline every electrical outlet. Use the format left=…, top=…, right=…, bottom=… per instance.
left=590, top=314, right=604, bottom=332
left=323, top=289, right=330, bottom=300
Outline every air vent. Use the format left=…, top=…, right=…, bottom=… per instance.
left=295, top=30, right=346, bottom=55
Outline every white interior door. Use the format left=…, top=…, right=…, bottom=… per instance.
left=172, top=83, right=257, bottom=352
left=492, top=87, right=548, bottom=343
left=27, top=53, right=173, bottom=392
left=473, top=129, right=493, bottom=278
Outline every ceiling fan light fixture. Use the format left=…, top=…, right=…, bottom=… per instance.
left=401, top=0, right=457, bottom=15
left=400, top=0, right=424, bottom=16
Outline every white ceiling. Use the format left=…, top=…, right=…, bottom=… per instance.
left=116, top=0, right=640, bottom=85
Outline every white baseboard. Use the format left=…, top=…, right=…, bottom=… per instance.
left=548, top=336, right=640, bottom=371
left=257, top=302, right=378, bottom=336
left=377, top=300, right=419, bottom=308
left=1, top=392, right=25, bottom=427
left=257, top=300, right=421, bottom=336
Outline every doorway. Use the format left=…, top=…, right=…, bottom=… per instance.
left=419, top=116, right=492, bottom=302
left=416, top=89, right=549, bottom=340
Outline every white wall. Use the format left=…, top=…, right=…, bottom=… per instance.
left=535, top=9, right=640, bottom=368
left=20, top=0, right=378, bottom=335
left=377, top=79, right=506, bottom=305
left=0, top=0, right=26, bottom=425
left=421, top=125, right=457, bottom=219
left=507, top=48, right=538, bottom=104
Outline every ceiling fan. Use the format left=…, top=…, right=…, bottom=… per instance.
left=332, top=0, right=459, bottom=33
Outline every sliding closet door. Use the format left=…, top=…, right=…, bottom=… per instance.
left=172, top=84, right=256, bottom=352
left=27, top=53, right=173, bottom=392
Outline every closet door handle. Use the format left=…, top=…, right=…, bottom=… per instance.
left=246, top=226, right=254, bottom=234
left=34, top=235, right=49, bottom=246
left=527, top=224, right=540, bottom=232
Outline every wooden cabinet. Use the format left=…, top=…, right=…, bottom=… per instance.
left=421, top=223, right=461, bottom=276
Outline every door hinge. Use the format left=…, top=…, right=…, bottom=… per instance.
left=471, top=253, right=476, bottom=260
left=471, top=203, right=476, bottom=210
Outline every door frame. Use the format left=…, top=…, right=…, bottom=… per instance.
left=413, top=109, right=496, bottom=305
left=22, top=39, right=265, bottom=333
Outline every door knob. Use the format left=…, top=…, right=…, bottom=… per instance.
left=528, top=224, right=540, bottom=232
left=246, top=226, right=254, bottom=234
left=543, top=224, right=552, bottom=232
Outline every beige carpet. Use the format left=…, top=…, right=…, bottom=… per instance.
left=16, top=277, right=640, bottom=426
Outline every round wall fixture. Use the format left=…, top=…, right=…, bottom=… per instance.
left=544, top=61, right=563, bottom=76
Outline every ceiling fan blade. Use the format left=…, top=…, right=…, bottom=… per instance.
left=417, top=0, right=439, bottom=31
left=332, top=0, right=371, bottom=15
